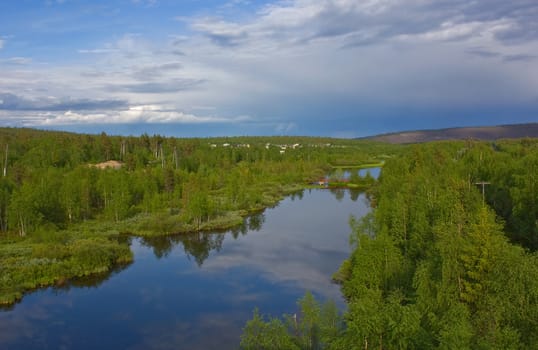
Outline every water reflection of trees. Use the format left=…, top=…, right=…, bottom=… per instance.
left=247, top=211, right=265, bottom=231
left=329, top=188, right=346, bottom=202
left=140, top=233, right=224, bottom=266
left=230, top=220, right=248, bottom=239
left=289, top=190, right=304, bottom=201
left=141, top=211, right=267, bottom=266
left=349, top=189, right=361, bottom=202
left=182, top=232, right=225, bottom=266
left=327, top=188, right=363, bottom=202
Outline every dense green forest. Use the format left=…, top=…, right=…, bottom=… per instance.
left=241, top=138, right=538, bottom=349
left=5, top=127, right=537, bottom=348
left=0, top=127, right=395, bottom=305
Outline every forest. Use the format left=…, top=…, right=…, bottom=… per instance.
left=3, top=127, right=537, bottom=349
left=0, top=127, right=394, bottom=305
left=241, top=138, right=538, bottom=349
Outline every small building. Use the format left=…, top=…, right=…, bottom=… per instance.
left=314, top=178, right=329, bottom=187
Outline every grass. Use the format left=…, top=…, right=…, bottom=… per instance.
left=0, top=234, right=132, bottom=305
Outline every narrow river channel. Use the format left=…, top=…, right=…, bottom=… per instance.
left=0, top=188, right=371, bottom=349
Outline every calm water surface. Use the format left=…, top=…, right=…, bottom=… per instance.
left=0, top=189, right=370, bottom=350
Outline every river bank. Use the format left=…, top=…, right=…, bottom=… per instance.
left=0, top=188, right=371, bottom=349
left=0, top=182, right=308, bottom=305
left=1, top=165, right=380, bottom=306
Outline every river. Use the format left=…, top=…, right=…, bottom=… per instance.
left=0, top=188, right=371, bottom=349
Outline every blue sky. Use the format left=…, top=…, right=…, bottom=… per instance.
left=0, top=0, right=537, bottom=137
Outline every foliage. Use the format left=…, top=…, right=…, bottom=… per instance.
left=240, top=292, right=344, bottom=350
left=0, top=231, right=132, bottom=305
left=242, top=139, right=538, bottom=349
left=338, top=140, right=538, bottom=349
left=0, top=127, right=397, bottom=305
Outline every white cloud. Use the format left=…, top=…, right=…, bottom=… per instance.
left=78, top=48, right=119, bottom=54
left=77, top=33, right=148, bottom=59
left=0, top=38, right=4, bottom=50
left=2, top=0, right=538, bottom=135
left=27, top=105, right=251, bottom=126
left=44, top=0, right=67, bottom=5
left=132, top=0, right=157, bottom=6
left=398, top=19, right=516, bottom=43
left=1, top=57, right=32, bottom=65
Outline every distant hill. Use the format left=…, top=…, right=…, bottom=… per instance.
left=363, top=123, right=538, bottom=144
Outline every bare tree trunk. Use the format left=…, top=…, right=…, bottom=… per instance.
left=173, top=146, right=179, bottom=169
left=3, top=144, right=8, bottom=177
left=161, top=144, right=165, bottom=169
left=379, top=334, right=383, bottom=350
left=18, top=214, right=25, bottom=237
left=104, top=188, right=108, bottom=209
left=120, top=140, right=126, bottom=160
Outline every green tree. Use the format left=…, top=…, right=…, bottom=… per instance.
left=241, top=309, right=300, bottom=350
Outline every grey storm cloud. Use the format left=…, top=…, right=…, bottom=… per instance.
left=206, top=32, right=247, bottom=47
left=503, top=54, right=537, bottom=62
left=465, top=47, right=502, bottom=59
left=190, top=0, right=538, bottom=48
left=132, top=62, right=183, bottom=81
left=188, top=18, right=249, bottom=48
left=464, top=47, right=537, bottom=63
left=0, top=93, right=128, bottom=111
left=1, top=0, right=537, bottom=135
left=456, top=0, right=538, bottom=43
left=111, top=79, right=206, bottom=93
left=343, top=0, right=538, bottom=45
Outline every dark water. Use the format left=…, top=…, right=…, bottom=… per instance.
left=0, top=189, right=370, bottom=350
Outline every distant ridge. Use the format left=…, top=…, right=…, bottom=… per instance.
left=363, top=123, right=538, bottom=144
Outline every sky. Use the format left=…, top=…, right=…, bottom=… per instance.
left=0, top=0, right=537, bottom=138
